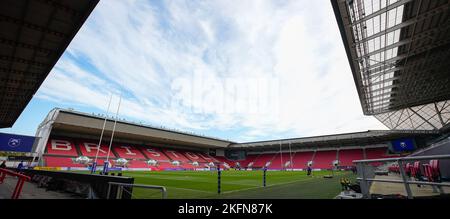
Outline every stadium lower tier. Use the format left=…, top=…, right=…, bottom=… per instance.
left=42, top=156, right=210, bottom=170
left=41, top=138, right=400, bottom=170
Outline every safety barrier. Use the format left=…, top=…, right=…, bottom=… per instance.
left=107, top=182, right=167, bottom=199
left=0, top=168, right=31, bottom=199
left=354, top=154, right=450, bottom=199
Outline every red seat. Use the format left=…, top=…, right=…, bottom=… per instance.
left=405, top=163, right=412, bottom=175
left=426, top=159, right=440, bottom=182
left=411, top=161, right=421, bottom=178
left=430, top=160, right=440, bottom=178
left=423, top=164, right=433, bottom=181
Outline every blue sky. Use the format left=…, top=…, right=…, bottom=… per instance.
left=0, top=0, right=387, bottom=142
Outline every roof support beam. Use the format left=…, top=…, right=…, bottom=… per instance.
left=358, top=40, right=410, bottom=60
left=0, top=14, right=68, bottom=38
left=349, top=0, right=413, bottom=27
left=0, top=56, right=49, bottom=67
left=353, top=2, right=449, bottom=44
left=434, top=102, right=445, bottom=127
left=0, top=37, right=53, bottom=55
left=409, top=107, right=438, bottom=130
left=362, top=38, right=450, bottom=72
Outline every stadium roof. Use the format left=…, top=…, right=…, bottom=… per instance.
left=332, top=0, right=450, bottom=130
left=230, top=129, right=440, bottom=151
left=0, top=0, right=99, bottom=128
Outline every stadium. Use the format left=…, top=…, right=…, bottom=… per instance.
left=1, top=0, right=450, bottom=203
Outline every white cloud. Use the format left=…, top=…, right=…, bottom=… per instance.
left=36, top=0, right=387, bottom=142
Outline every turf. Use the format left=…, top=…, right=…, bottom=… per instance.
left=108, top=170, right=356, bottom=199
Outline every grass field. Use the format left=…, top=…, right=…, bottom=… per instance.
left=104, top=170, right=356, bottom=199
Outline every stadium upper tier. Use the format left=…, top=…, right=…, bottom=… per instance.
left=36, top=108, right=234, bottom=150
left=0, top=0, right=99, bottom=128
left=332, top=0, right=450, bottom=130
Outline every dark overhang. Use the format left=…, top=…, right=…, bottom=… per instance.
left=332, top=0, right=450, bottom=130
left=0, top=0, right=99, bottom=127
left=230, top=129, right=440, bottom=151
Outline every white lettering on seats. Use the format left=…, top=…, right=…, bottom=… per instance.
left=199, top=153, right=211, bottom=160
left=51, top=140, right=72, bottom=151
left=121, top=146, right=136, bottom=155
left=185, top=152, right=199, bottom=159
left=84, top=142, right=106, bottom=154
left=167, top=150, right=180, bottom=158
left=146, top=148, right=160, bottom=157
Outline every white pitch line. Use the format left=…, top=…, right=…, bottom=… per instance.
left=220, top=174, right=335, bottom=195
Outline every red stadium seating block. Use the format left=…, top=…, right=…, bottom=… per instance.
left=252, top=154, right=276, bottom=168
left=79, top=141, right=116, bottom=158
left=183, top=151, right=210, bottom=162
left=45, top=139, right=79, bottom=156
left=163, top=149, right=190, bottom=162
left=291, top=151, right=314, bottom=169
left=312, top=150, right=337, bottom=169
left=113, top=145, right=146, bottom=159
left=269, top=153, right=295, bottom=169
left=141, top=147, right=171, bottom=161
left=338, top=149, right=364, bottom=166
left=44, top=156, right=85, bottom=167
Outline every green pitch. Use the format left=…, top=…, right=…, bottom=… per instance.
left=112, top=170, right=355, bottom=199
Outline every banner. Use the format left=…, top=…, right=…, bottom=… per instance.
left=0, top=132, right=37, bottom=152
left=391, top=138, right=415, bottom=152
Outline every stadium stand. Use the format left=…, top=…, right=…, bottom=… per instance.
left=291, top=151, right=314, bottom=169
left=43, top=156, right=85, bottom=168
left=124, top=160, right=150, bottom=168
left=312, top=150, right=337, bottom=169
left=162, top=149, right=191, bottom=162
left=198, top=153, right=219, bottom=163
left=78, top=141, right=116, bottom=158
left=42, top=138, right=219, bottom=170
left=182, top=151, right=209, bottom=162
left=251, top=153, right=276, bottom=168
left=212, top=156, right=234, bottom=168
left=45, top=139, right=79, bottom=156
left=140, top=147, right=171, bottom=161
left=365, top=147, right=396, bottom=166
left=236, top=154, right=259, bottom=168
left=338, top=149, right=364, bottom=166
left=42, top=137, right=396, bottom=170
left=269, top=153, right=295, bottom=169
left=156, top=161, right=175, bottom=169
left=113, top=145, right=146, bottom=159
left=365, top=147, right=388, bottom=159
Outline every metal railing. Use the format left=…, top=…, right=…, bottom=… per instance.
left=106, top=182, right=167, bottom=199
left=0, top=168, right=31, bottom=199
left=353, top=154, right=450, bottom=199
